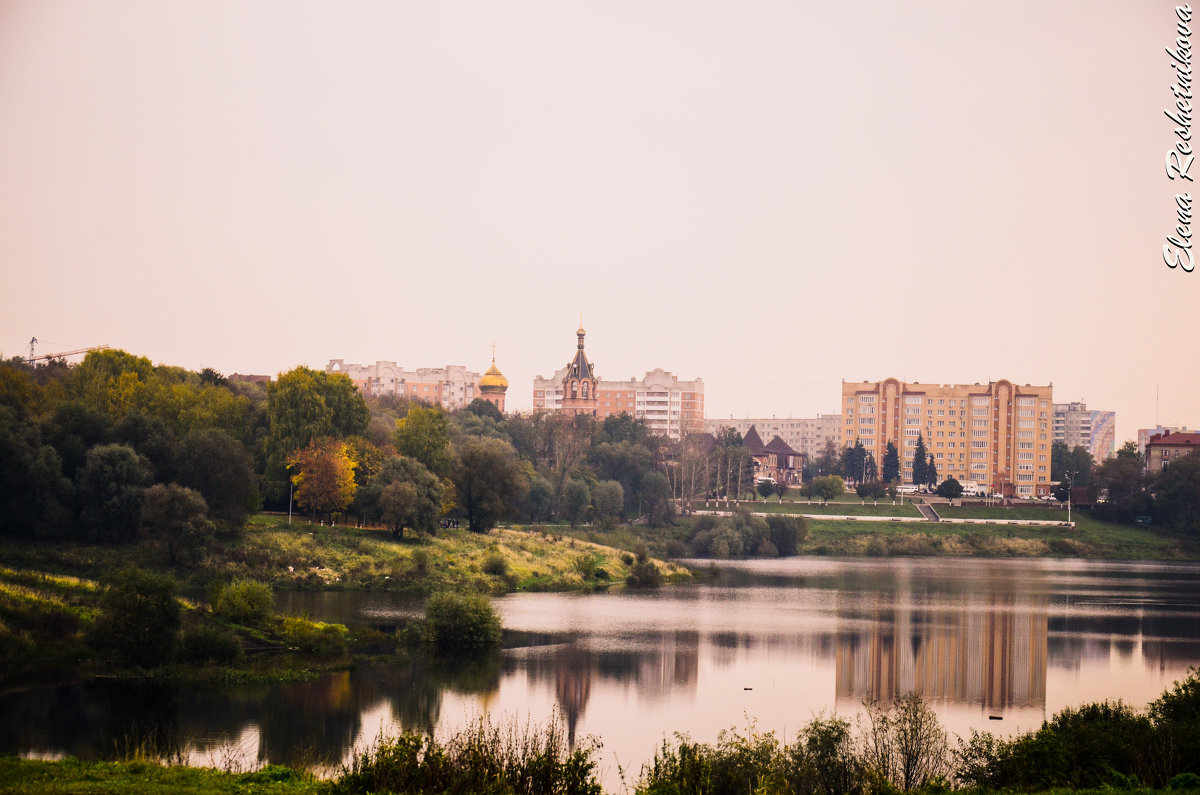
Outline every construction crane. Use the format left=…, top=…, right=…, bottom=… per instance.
left=26, top=337, right=109, bottom=364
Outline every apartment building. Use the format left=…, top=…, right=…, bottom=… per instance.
left=1138, top=425, right=1192, bottom=456
left=1052, top=402, right=1116, bottom=460
left=326, top=360, right=481, bottom=409
left=841, top=378, right=1054, bottom=497
left=703, top=415, right=841, bottom=461
left=532, top=325, right=704, bottom=440
left=1145, top=431, right=1200, bottom=475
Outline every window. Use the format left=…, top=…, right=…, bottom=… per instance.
left=937, top=409, right=945, bottom=416
left=974, top=420, right=989, bottom=427
left=1017, top=397, right=1035, bottom=406
left=972, top=397, right=989, bottom=406
left=972, top=441, right=987, bottom=448
left=972, top=451, right=987, bottom=459
left=905, top=396, right=922, bottom=404
left=938, top=399, right=945, bottom=405
left=1018, top=452, right=1033, bottom=460
left=1018, top=431, right=1034, bottom=438
left=1018, top=442, right=1034, bottom=448
left=973, top=430, right=988, bottom=437
left=859, top=395, right=875, bottom=403
left=1019, top=409, right=1034, bottom=417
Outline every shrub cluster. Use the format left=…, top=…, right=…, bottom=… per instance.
left=334, top=715, right=600, bottom=795
left=421, top=592, right=502, bottom=650
left=211, top=578, right=273, bottom=624
left=685, top=511, right=807, bottom=559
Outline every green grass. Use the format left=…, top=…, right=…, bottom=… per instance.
left=0, top=757, right=323, bottom=794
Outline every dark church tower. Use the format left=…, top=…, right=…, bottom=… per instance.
left=560, top=323, right=598, bottom=417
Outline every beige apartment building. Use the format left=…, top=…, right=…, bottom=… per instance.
left=326, top=360, right=482, bottom=409
left=841, top=379, right=1054, bottom=497
left=532, top=326, right=704, bottom=440
left=703, top=415, right=841, bottom=461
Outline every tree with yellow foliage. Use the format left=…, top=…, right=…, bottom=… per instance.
left=289, top=438, right=357, bottom=523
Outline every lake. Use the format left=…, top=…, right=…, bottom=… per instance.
left=4, top=557, right=1199, bottom=790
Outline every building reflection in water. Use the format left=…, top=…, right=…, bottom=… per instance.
left=835, top=594, right=1048, bottom=711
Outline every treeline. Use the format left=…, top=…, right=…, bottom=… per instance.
left=0, top=351, right=690, bottom=555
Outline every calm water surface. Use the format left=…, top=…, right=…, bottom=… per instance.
left=5, top=557, right=1200, bottom=790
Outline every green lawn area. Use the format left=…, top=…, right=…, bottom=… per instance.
left=797, top=511, right=1188, bottom=560
left=718, top=500, right=923, bottom=517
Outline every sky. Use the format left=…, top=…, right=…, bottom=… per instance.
left=1, top=1, right=1196, bottom=445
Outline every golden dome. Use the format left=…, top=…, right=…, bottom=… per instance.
left=479, top=357, right=508, bottom=392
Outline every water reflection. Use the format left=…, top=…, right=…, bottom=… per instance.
left=3, top=558, right=1199, bottom=790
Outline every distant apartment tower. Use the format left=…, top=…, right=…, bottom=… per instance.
left=1138, top=425, right=1192, bottom=455
left=1052, top=402, right=1116, bottom=460
left=841, top=379, right=1054, bottom=497
left=532, top=325, right=704, bottom=440
left=326, top=360, right=481, bottom=410
left=703, top=415, right=841, bottom=461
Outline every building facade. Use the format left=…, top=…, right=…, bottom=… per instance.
left=326, top=360, right=481, bottom=409
left=1138, top=425, right=1192, bottom=456
left=1052, top=402, right=1116, bottom=460
left=1145, top=431, right=1200, bottom=475
left=841, top=379, right=1054, bottom=497
left=703, top=415, right=841, bottom=461
left=532, top=326, right=704, bottom=439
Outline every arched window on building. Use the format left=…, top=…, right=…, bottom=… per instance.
left=582, top=382, right=589, bottom=399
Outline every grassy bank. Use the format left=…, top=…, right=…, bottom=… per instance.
left=0, top=516, right=690, bottom=596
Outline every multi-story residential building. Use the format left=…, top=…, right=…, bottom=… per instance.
left=1138, top=425, right=1192, bottom=456
left=325, top=360, right=482, bottom=409
left=1052, top=402, right=1116, bottom=460
left=1145, top=431, right=1200, bottom=475
left=703, top=415, right=841, bottom=461
left=532, top=325, right=704, bottom=440
left=841, top=379, right=1054, bottom=497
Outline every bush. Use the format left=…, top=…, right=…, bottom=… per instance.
left=334, top=714, right=600, bottom=795
left=282, top=616, right=348, bottom=655
left=639, top=723, right=782, bottom=795
left=572, top=553, right=598, bottom=579
left=422, top=592, right=502, bottom=650
left=765, top=515, right=806, bottom=556
left=411, top=549, right=430, bottom=576
left=88, top=568, right=181, bottom=668
left=626, top=560, right=662, bottom=588
left=211, top=578, right=273, bottom=624
left=482, top=550, right=509, bottom=577
left=179, top=625, right=244, bottom=665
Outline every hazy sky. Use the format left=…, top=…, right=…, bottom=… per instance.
left=1, top=1, right=1195, bottom=443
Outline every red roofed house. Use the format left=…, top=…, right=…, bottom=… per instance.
left=1145, top=431, right=1200, bottom=475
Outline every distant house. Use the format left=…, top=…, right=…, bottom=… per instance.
left=744, top=425, right=804, bottom=485
left=1145, top=431, right=1200, bottom=475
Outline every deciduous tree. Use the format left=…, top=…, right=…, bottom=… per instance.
left=451, top=436, right=527, bottom=533
left=394, top=406, right=453, bottom=477
left=290, top=438, right=357, bottom=522
left=141, top=483, right=213, bottom=566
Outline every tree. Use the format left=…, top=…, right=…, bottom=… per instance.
left=562, top=478, right=591, bottom=528
left=642, top=470, right=674, bottom=526
left=756, top=479, right=775, bottom=500
left=844, top=439, right=866, bottom=484
left=463, top=397, right=504, bottom=422
left=394, top=406, right=453, bottom=477
left=1095, top=454, right=1152, bottom=522
left=359, top=455, right=444, bottom=539
left=89, top=568, right=181, bottom=668
left=936, top=477, right=963, bottom=499
left=775, top=481, right=789, bottom=502
left=176, top=429, right=259, bottom=528
left=451, top=436, right=528, bottom=533
left=76, top=443, right=150, bottom=541
left=1055, top=444, right=1095, bottom=487
left=523, top=474, right=555, bottom=524
left=911, top=435, right=928, bottom=486
left=592, top=480, right=624, bottom=528
left=925, top=454, right=938, bottom=488
left=290, top=438, right=357, bottom=522
left=863, top=452, right=878, bottom=483
left=141, top=483, right=213, bottom=566
left=883, top=442, right=901, bottom=484
left=1155, top=454, right=1200, bottom=533
left=812, top=475, right=844, bottom=503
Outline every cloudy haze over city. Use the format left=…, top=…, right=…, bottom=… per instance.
left=1, top=1, right=1195, bottom=444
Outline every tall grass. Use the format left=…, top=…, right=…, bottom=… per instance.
left=333, top=714, right=601, bottom=795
